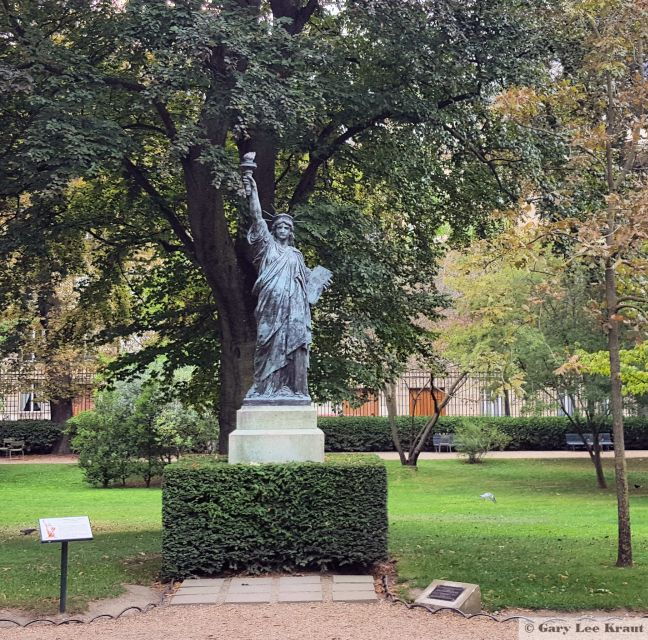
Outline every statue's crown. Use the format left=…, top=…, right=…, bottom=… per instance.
left=270, top=213, right=294, bottom=229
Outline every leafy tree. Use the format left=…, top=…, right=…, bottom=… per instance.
left=492, top=0, right=648, bottom=566
left=384, top=370, right=469, bottom=467
left=440, top=238, right=614, bottom=487
left=0, top=0, right=556, bottom=451
left=0, top=192, right=117, bottom=438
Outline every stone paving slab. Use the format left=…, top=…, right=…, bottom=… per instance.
left=170, top=593, right=221, bottom=606
left=181, top=578, right=225, bottom=588
left=175, top=586, right=223, bottom=596
left=278, top=591, right=324, bottom=603
left=170, top=574, right=377, bottom=606
left=228, top=584, right=272, bottom=594
left=333, top=575, right=374, bottom=584
left=332, top=591, right=378, bottom=602
left=230, top=577, right=273, bottom=586
left=278, top=576, right=322, bottom=584
left=224, top=593, right=272, bottom=604
left=278, top=582, right=323, bottom=592
left=332, top=582, right=377, bottom=591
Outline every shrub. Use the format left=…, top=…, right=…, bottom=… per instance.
left=0, top=420, right=62, bottom=453
left=69, top=379, right=218, bottom=487
left=161, top=454, right=388, bottom=579
left=71, top=413, right=136, bottom=487
left=454, top=419, right=511, bottom=463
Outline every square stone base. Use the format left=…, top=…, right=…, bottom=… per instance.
left=228, top=404, right=325, bottom=464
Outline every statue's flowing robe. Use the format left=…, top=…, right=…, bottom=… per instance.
left=247, top=218, right=311, bottom=397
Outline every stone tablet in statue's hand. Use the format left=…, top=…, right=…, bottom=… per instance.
left=306, top=266, right=333, bottom=305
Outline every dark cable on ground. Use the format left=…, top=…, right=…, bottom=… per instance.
left=379, top=575, right=648, bottom=624
left=3, top=578, right=647, bottom=628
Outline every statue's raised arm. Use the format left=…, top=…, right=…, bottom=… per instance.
left=241, top=152, right=269, bottom=246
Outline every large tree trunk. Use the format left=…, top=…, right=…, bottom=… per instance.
left=503, top=389, right=511, bottom=417
left=183, top=158, right=258, bottom=454
left=51, top=397, right=74, bottom=454
left=218, top=336, right=256, bottom=453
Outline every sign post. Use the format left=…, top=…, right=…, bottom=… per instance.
left=59, top=540, right=69, bottom=613
left=39, top=516, right=93, bottom=614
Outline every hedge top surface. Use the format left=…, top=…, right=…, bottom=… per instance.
left=167, top=452, right=383, bottom=472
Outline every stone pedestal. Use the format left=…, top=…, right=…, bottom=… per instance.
left=228, top=404, right=324, bottom=464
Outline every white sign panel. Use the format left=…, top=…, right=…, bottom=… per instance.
left=39, top=516, right=93, bottom=543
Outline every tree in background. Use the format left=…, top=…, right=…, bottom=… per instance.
left=0, top=0, right=559, bottom=451
left=492, top=0, right=648, bottom=566
left=440, top=237, right=614, bottom=487
left=0, top=193, right=123, bottom=450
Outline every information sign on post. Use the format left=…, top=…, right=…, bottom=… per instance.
left=39, top=516, right=93, bottom=613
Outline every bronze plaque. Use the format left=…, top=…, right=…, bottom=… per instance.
left=429, top=585, right=465, bottom=602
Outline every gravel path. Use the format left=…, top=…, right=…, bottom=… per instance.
left=4, top=451, right=648, bottom=465
left=0, top=602, right=517, bottom=640
left=0, top=454, right=78, bottom=464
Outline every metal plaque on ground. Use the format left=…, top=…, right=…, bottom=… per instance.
left=415, top=580, right=481, bottom=614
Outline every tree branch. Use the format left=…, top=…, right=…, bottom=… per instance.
left=0, top=0, right=25, bottom=37
left=617, top=295, right=648, bottom=305
left=122, top=158, right=197, bottom=264
left=441, top=123, right=517, bottom=201
left=122, top=123, right=168, bottom=136
left=292, top=0, right=319, bottom=34
left=288, top=87, right=481, bottom=208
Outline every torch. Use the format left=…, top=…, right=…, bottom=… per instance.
left=240, top=152, right=257, bottom=197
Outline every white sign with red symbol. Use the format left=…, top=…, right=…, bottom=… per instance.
left=39, top=516, right=93, bottom=543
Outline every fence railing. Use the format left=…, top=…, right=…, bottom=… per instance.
left=0, top=369, right=94, bottom=421
left=1, top=367, right=639, bottom=422
left=315, top=369, right=635, bottom=419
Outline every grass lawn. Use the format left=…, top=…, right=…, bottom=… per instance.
left=0, top=464, right=162, bottom=613
left=389, top=457, right=648, bottom=610
left=3, top=458, right=648, bottom=613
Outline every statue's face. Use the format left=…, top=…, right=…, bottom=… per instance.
left=274, top=222, right=292, bottom=240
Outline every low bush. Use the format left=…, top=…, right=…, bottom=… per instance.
left=161, top=454, right=388, bottom=579
left=69, top=379, right=218, bottom=487
left=454, top=419, right=511, bottom=463
left=318, top=415, right=648, bottom=451
left=0, top=420, right=62, bottom=453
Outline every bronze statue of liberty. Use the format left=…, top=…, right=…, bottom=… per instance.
left=241, top=153, right=331, bottom=405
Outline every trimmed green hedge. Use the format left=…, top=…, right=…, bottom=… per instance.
left=161, top=454, right=387, bottom=579
left=0, top=420, right=63, bottom=453
left=318, top=416, right=648, bottom=451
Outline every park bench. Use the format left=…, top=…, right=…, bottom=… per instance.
left=565, top=433, right=613, bottom=451
left=432, top=433, right=454, bottom=452
left=1, top=438, right=25, bottom=459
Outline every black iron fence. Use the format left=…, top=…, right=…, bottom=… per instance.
left=315, top=369, right=631, bottom=419
left=1, top=367, right=638, bottom=421
left=0, top=369, right=95, bottom=421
